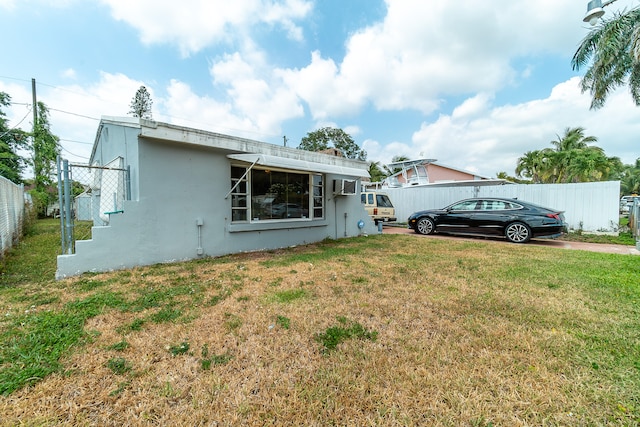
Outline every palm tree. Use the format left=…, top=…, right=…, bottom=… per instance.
left=572, top=6, right=640, bottom=109
left=516, top=127, right=621, bottom=184
left=515, top=150, right=544, bottom=183
left=550, top=127, right=596, bottom=151
left=620, top=158, right=640, bottom=194
left=549, top=127, right=600, bottom=183
left=367, top=161, right=387, bottom=182
left=383, top=155, right=410, bottom=176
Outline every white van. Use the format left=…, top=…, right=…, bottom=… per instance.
left=361, top=192, right=396, bottom=224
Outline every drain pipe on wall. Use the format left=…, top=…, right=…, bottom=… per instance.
left=196, top=218, right=204, bottom=256
left=344, top=212, right=348, bottom=237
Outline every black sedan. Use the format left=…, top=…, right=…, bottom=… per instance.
left=407, top=198, right=566, bottom=243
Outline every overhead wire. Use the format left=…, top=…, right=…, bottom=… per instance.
left=2, top=75, right=289, bottom=158
left=0, top=104, right=32, bottom=139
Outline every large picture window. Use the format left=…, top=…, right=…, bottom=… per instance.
left=231, top=166, right=324, bottom=222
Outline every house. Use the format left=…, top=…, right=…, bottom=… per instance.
left=56, top=117, right=375, bottom=278
left=371, top=158, right=504, bottom=189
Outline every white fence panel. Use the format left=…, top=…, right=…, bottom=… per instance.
left=0, top=175, right=25, bottom=256
left=383, top=181, right=620, bottom=233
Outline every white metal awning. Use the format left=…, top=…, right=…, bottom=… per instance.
left=227, top=153, right=369, bottom=178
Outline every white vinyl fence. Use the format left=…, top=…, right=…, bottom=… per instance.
left=383, top=181, right=621, bottom=233
left=1, top=175, right=25, bottom=256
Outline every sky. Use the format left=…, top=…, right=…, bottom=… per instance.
left=1, top=0, right=639, bottom=179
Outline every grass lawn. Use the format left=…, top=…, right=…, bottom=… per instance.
left=0, top=219, right=639, bottom=426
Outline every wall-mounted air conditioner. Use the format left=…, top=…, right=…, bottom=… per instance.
left=333, top=179, right=357, bottom=195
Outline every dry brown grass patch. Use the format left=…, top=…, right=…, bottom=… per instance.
left=0, top=235, right=636, bottom=426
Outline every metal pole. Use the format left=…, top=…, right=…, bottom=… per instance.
left=31, top=78, right=37, bottom=129
left=62, top=159, right=73, bottom=254
left=56, top=156, right=66, bottom=254
left=126, top=165, right=131, bottom=200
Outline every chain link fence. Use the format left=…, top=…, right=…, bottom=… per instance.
left=57, top=157, right=130, bottom=254
left=0, top=175, right=25, bottom=258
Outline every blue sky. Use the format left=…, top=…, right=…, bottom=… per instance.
left=1, top=0, right=638, bottom=178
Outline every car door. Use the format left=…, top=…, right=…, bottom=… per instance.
left=437, top=200, right=479, bottom=233
left=471, top=200, right=513, bottom=236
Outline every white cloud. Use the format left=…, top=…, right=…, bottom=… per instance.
left=286, top=0, right=639, bottom=118
left=100, top=0, right=312, bottom=56
left=207, top=48, right=305, bottom=135
left=41, top=73, right=145, bottom=162
left=0, top=0, right=16, bottom=9
left=61, top=68, right=77, bottom=79
left=365, top=78, right=639, bottom=177
left=161, top=76, right=303, bottom=141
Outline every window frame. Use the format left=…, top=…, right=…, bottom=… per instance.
left=230, top=164, right=325, bottom=224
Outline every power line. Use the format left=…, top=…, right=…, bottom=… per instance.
left=0, top=105, right=33, bottom=139
left=59, top=144, right=89, bottom=160
left=3, top=75, right=291, bottom=145
left=0, top=75, right=31, bottom=84
left=60, top=138, right=93, bottom=145
left=47, top=107, right=99, bottom=121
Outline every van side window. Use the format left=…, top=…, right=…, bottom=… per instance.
left=367, top=193, right=374, bottom=204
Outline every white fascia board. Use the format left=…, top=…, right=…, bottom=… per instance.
left=228, top=153, right=369, bottom=178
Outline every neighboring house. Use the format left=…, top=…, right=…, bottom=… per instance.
left=56, top=117, right=375, bottom=278
left=371, top=158, right=504, bottom=189
left=425, top=161, right=490, bottom=183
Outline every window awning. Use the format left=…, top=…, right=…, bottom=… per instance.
left=227, top=153, right=369, bottom=178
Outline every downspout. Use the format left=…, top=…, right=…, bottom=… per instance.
left=344, top=212, right=348, bottom=237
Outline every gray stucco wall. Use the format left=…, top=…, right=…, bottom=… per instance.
left=91, top=119, right=141, bottom=201
left=57, top=120, right=376, bottom=278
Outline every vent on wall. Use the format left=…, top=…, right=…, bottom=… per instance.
left=333, top=179, right=357, bottom=195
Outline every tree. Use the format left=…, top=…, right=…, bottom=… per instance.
left=515, top=150, right=547, bottom=183
left=620, top=158, right=640, bottom=195
left=496, top=171, right=528, bottom=184
left=31, top=102, right=61, bottom=216
left=515, top=127, right=622, bottom=184
left=298, top=127, right=366, bottom=161
left=367, top=161, right=386, bottom=182
left=383, top=155, right=410, bottom=176
left=571, top=7, right=640, bottom=109
left=0, top=92, right=28, bottom=183
left=129, top=86, right=153, bottom=119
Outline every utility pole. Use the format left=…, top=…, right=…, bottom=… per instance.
left=283, top=135, right=288, bottom=147
left=32, top=78, right=40, bottom=186
left=32, top=78, right=37, bottom=129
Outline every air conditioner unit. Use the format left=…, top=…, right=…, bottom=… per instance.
left=333, top=179, right=357, bottom=195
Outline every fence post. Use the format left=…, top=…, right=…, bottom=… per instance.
left=629, top=202, right=640, bottom=251
left=57, top=156, right=66, bottom=254
left=62, top=159, right=74, bottom=254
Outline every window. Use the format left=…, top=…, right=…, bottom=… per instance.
left=231, top=166, right=324, bottom=222
left=376, top=194, right=393, bottom=208
left=312, top=175, right=324, bottom=218
left=361, top=193, right=374, bottom=204
left=230, top=167, right=248, bottom=221
left=450, top=200, right=479, bottom=211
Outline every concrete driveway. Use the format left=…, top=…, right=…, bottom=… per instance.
left=382, top=225, right=640, bottom=255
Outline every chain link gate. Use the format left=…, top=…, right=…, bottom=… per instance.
left=56, top=156, right=130, bottom=254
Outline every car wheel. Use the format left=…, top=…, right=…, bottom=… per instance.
left=505, top=222, right=531, bottom=243
left=416, top=217, right=435, bottom=235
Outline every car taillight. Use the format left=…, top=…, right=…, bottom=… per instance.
left=546, top=213, right=561, bottom=220
left=373, top=208, right=378, bottom=215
